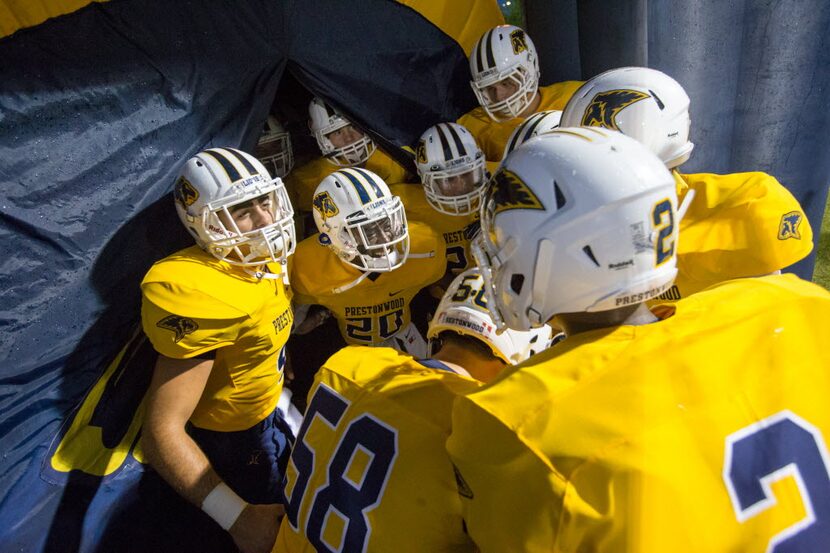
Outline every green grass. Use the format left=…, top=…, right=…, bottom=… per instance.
left=813, top=192, right=830, bottom=290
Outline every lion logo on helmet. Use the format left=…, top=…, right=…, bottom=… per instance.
left=581, top=89, right=650, bottom=131
left=313, top=190, right=340, bottom=219
left=416, top=139, right=428, bottom=165
left=487, top=168, right=544, bottom=217
left=174, top=176, right=199, bottom=209
left=510, top=29, right=528, bottom=55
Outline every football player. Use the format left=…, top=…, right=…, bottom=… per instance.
left=141, top=148, right=297, bottom=553
left=289, top=167, right=445, bottom=358
left=560, top=66, right=813, bottom=300
left=458, top=25, right=582, bottom=161
left=284, top=97, right=410, bottom=216
left=275, top=268, right=553, bottom=553
left=391, top=122, right=494, bottom=294
left=255, top=115, right=294, bottom=179
left=447, top=128, right=830, bottom=552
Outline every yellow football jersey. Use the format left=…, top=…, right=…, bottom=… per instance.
left=276, top=346, right=478, bottom=553
left=458, top=81, right=584, bottom=162
left=285, top=149, right=411, bottom=212
left=141, top=245, right=293, bottom=432
left=390, top=183, right=480, bottom=277
left=655, top=171, right=814, bottom=302
left=448, top=275, right=830, bottom=552
left=289, top=221, right=446, bottom=346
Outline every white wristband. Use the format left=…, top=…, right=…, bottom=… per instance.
left=201, top=482, right=248, bottom=530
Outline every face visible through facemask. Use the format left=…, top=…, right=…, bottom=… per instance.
left=327, top=124, right=365, bottom=149
left=222, top=194, right=275, bottom=233
left=483, top=77, right=520, bottom=104
left=215, top=193, right=278, bottom=261
left=356, top=217, right=396, bottom=258
left=435, top=171, right=480, bottom=198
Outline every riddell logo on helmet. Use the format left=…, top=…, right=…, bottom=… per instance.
left=581, top=89, right=650, bottom=130
left=608, top=260, right=634, bottom=270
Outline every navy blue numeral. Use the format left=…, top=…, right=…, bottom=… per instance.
left=378, top=310, right=404, bottom=339
left=306, top=415, right=397, bottom=552
left=724, top=411, right=830, bottom=552
left=652, top=199, right=674, bottom=266
left=286, top=385, right=349, bottom=529
left=446, top=245, right=468, bottom=273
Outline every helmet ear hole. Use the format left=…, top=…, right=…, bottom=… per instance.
left=510, top=274, right=525, bottom=294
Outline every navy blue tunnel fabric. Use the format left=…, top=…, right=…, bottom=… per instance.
left=528, top=0, right=830, bottom=279
left=0, top=0, right=474, bottom=550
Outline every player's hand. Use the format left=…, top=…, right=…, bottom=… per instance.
left=229, top=503, right=284, bottom=553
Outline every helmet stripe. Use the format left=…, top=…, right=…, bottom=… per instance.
left=446, top=124, right=468, bottom=157
left=223, top=148, right=258, bottom=175
left=521, top=112, right=547, bottom=142
left=436, top=123, right=454, bottom=161
left=474, top=34, right=486, bottom=74
left=203, top=149, right=242, bottom=182
left=321, top=99, right=334, bottom=119
left=340, top=169, right=371, bottom=204
left=484, top=29, right=496, bottom=70
left=351, top=167, right=385, bottom=198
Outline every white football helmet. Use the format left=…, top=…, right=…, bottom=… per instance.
left=174, top=147, right=296, bottom=267
left=255, top=116, right=294, bottom=178
left=308, top=97, right=376, bottom=167
left=473, top=127, right=678, bottom=331
left=428, top=268, right=554, bottom=364
left=311, top=167, right=409, bottom=272
left=561, top=67, right=694, bottom=169
left=415, top=123, right=487, bottom=216
left=502, top=110, right=562, bottom=158
left=469, top=25, right=540, bottom=122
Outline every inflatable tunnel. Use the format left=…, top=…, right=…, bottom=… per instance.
left=1, top=0, right=828, bottom=551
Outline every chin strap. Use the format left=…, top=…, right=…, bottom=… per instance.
left=332, top=270, right=372, bottom=294
left=676, top=188, right=696, bottom=223
left=246, top=265, right=289, bottom=285
left=408, top=249, right=436, bottom=259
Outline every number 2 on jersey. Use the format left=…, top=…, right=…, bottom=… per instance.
left=724, top=411, right=830, bottom=552
left=652, top=198, right=675, bottom=267
left=285, top=384, right=398, bottom=553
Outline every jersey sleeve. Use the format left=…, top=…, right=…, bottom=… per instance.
left=680, top=172, right=813, bottom=279
left=141, top=282, right=243, bottom=359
